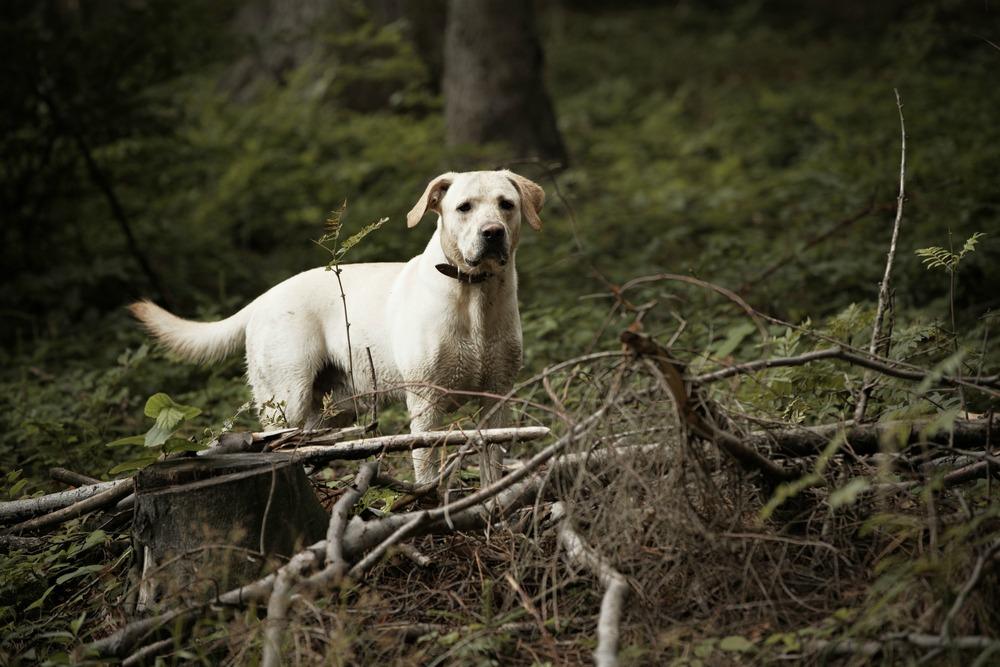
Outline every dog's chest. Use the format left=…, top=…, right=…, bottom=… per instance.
left=426, top=304, right=521, bottom=393
left=432, top=334, right=518, bottom=392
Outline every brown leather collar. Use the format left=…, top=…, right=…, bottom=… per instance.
left=435, top=263, right=493, bottom=284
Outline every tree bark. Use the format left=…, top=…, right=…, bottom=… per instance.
left=444, top=0, right=567, bottom=165
left=132, top=454, right=329, bottom=611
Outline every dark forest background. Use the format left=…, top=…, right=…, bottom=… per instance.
left=1, top=1, right=999, bottom=663
left=3, top=0, right=997, bottom=475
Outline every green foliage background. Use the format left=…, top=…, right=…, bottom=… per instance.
left=1, top=0, right=998, bottom=663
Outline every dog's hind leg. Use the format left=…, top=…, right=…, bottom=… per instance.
left=246, top=339, right=328, bottom=429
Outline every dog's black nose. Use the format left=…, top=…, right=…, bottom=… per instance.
left=481, top=224, right=505, bottom=243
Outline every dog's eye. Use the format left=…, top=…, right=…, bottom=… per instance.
left=457, top=202, right=472, bottom=213
left=499, top=199, right=515, bottom=211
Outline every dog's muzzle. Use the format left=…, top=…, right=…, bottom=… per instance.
left=471, top=224, right=509, bottom=265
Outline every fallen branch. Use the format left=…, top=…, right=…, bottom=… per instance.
left=325, top=461, right=379, bottom=577
left=554, top=502, right=629, bottom=667
left=0, top=479, right=127, bottom=524
left=376, top=621, right=543, bottom=641
left=121, top=637, right=174, bottom=667
left=747, top=415, right=1000, bottom=458
left=808, top=632, right=1000, bottom=658
left=622, top=330, right=797, bottom=482
left=261, top=549, right=319, bottom=667
left=84, top=407, right=623, bottom=659
left=261, top=460, right=379, bottom=667
left=855, top=88, right=907, bottom=422
left=4, top=479, right=133, bottom=534
left=619, top=273, right=769, bottom=343
left=50, top=467, right=101, bottom=487
left=280, top=426, right=549, bottom=463
left=691, top=345, right=999, bottom=394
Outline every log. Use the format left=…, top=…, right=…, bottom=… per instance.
left=750, top=416, right=999, bottom=458
left=132, top=454, right=329, bottom=611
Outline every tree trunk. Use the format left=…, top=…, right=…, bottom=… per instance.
left=444, top=0, right=567, bottom=165
left=132, top=454, right=329, bottom=612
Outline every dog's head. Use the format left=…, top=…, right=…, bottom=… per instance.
left=406, top=170, right=544, bottom=273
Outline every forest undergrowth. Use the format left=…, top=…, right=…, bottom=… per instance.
left=2, top=2, right=999, bottom=665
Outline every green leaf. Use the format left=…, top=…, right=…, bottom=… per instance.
left=109, top=456, right=159, bottom=475
left=144, top=397, right=202, bottom=448
left=106, top=435, right=147, bottom=448
left=714, top=322, right=756, bottom=358
left=719, top=635, right=754, bottom=652
left=143, top=393, right=202, bottom=421
left=9, top=477, right=28, bottom=497
left=694, top=640, right=715, bottom=658
left=829, top=478, right=872, bottom=509
left=82, top=529, right=108, bottom=551
left=70, top=611, right=87, bottom=636
left=55, top=564, right=104, bottom=585
left=26, top=585, right=56, bottom=611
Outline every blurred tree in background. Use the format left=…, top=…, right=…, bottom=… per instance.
left=444, top=0, right=567, bottom=165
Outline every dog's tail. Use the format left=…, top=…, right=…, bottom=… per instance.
left=128, top=300, right=253, bottom=365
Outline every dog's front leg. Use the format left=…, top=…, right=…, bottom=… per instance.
left=477, top=398, right=508, bottom=489
left=406, top=390, right=444, bottom=485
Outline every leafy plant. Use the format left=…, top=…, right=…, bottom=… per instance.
left=915, top=232, right=986, bottom=273
left=106, top=392, right=205, bottom=473
left=315, top=203, right=389, bottom=420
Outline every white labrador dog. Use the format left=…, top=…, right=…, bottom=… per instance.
left=130, top=170, right=543, bottom=484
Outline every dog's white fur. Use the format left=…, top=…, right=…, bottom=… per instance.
left=130, top=170, right=544, bottom=484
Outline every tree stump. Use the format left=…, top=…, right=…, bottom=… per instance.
left=133, top=454, right=328, bottom=611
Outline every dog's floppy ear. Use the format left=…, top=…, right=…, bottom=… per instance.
left=407, top=173, right=455, bottom=228
left=503, top=171, right=545, bottom=231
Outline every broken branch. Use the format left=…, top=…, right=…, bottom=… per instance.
left=4, top=479, right=133, bottom=534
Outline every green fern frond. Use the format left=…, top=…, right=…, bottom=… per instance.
left=959, top=231, right=985, bottom=259
left=915, top=232, right=985, bottom=273
left=339, top=216, right=389, bottom=257
left=914, top=246, right=956, bottom=271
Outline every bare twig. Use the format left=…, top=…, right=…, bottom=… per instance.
left=690, top=345, right=999, bottom=396
left=554, top=502, right=629, bottom=667
left=49, top=467, right=101, bottom=487
left=328, top=244, right=360, bottom=421
left=261, top=461, right=380, bottom=666
left=739, top=201, right=887, bottom=294
left=619, top=273, right=769, bottom=344
left=4, top=479, right=133, bottom=534
left=940, top=537, right=1000, bottom=637
left=261, top=550, right=318, bottom=667
left=121, top=638, right=174, bottom=667
left=855, top=89, right=906, bottom=422
left=365, top=346, right=378, bottom=427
